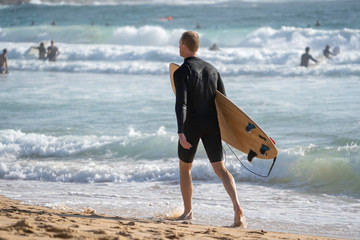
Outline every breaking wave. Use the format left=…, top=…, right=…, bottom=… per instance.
left=1, top=129, right=359, bottom=197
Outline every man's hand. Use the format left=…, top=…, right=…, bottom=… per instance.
left=178, top=133, right=192, bottom=149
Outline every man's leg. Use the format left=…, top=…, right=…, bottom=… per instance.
left=211, top=161, right=244, bottom=227
left=178, top=160, right=193, bottom=220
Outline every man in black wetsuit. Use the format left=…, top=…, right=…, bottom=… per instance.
left=173, top=31, right=245, bottom=227
left=300, top=47, right=317, bottom=67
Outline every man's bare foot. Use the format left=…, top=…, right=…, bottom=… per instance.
left=233, top=215, right=247, bottom=228
left=233, top=208, right=246, bottom=228
left=176, top=211, right=193, bottom=220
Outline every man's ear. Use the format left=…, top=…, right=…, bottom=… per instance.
left=184, top=45, right=192, bottom=56
left=181, top=44, right=187, bottom=52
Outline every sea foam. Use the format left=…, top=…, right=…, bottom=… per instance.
left=1, top=129, right=359, bottom=197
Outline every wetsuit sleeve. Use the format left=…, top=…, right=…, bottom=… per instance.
left=174, top=66, right=188, bottom=133
left=310, top=55, right=318, bottom=62
left=217, top=73, right=226, bottom=96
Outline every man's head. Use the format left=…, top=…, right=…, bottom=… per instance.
left=3, top=49, right=7, bottom=55
left=179, top=31, right=199, bottom=58
left=305, top=47, right=310, bottom=53
left=51, top=40, right=54, bottom=45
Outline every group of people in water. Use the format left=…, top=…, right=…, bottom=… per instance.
left=300, top=45, right=336, bottom=67
left=0, top=40, right=60, bottom=74
left=31, top=40, right=60, bottom=61
left=1, top=40, right=338, bottom=74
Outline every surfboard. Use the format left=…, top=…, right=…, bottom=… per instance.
left=308, top=54, right=326, bottom=68
left=333, top=46, right=340, bottom=56
left=169, top=63, right=277, bottom=162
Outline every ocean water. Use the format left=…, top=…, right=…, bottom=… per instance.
left=1, top=0, right=360, bottom=239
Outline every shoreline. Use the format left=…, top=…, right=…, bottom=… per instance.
left=0, top=195, right=348, bottom=240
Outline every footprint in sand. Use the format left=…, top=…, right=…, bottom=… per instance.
left=8, top=219, right=35, bottom=234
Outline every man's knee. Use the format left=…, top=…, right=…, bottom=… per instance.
left=211, top=161, right=228, bottom=178
left=179, top=160, right=192, bottom=172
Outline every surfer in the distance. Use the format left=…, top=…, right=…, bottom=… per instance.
left=0, top=49, right=9, bottom=74
left=45, top=40, right=60, bottom=62
left=323, top=45, right=335, bottom=59
left=31, top=42, right=47, bottom=60
left=173, top=31, right=246, bottom=228
left=300, top=47, right=317, bottom=67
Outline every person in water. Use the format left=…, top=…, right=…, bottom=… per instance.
left=173, top=31, right=245, bottom=227
left=323, top=45, right=334, bottom=59
left=0, top=49, right=8, bottom=74
left=31, top=42, right=47, bottom=59
left=300, top=47, right=317, bottom=67
left=46, top=40, right=60, bottom=62
left=209, top=43, right=220, bottom=51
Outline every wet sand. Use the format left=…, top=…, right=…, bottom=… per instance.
left=0, top=195, right=346, bottom=240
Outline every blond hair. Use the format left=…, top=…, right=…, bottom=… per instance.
left=181, top=31, right=200, bottom=53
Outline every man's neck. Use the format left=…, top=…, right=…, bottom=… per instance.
left=183, top=53, right=196, bottom=59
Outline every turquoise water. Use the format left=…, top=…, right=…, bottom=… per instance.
left=1, top=1, right=360, bottom=239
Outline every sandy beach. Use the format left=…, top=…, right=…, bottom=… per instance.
left=0, top=195, right=348, bottom=240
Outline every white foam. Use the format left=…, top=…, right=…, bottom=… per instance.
left=239, top=27, right=360, bottom=51
left=1, top=128, right=359, bottom=198
left=0, top=129, right=124, bottom=159
left=110, top=26, right=184, bottom=46
left=157, top=126, right=167, bottom=136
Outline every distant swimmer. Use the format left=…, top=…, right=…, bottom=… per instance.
left=51, top=20, right=56, bottom=26
left=31, top=42, right=47, bottom=59
left=300, top=47, right=317, bottom=67
left=315, top=20, right=320, bottom=27
left=46, top=40, right=60, bottom=62
left=209, top=43, right=220, bottom=51
left=0, top=49, right=9, bottom=74
left=195, top=23, right=201, bottom=29
left=323, top=45, right=334, bottom=59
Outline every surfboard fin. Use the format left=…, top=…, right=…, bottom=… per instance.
left=246, top=123, right=256, bottom=132
left=260, top=144, right=270, bottom=155
left=247, top=150, right=257, bottom=162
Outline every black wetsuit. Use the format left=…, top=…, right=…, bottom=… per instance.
left=174, top=57, right=225, bottom=163
left=323, top=49, right=333, bottom=59
left=35, top=45, right=46, bottom=59
left=300, top=53, right=317, bottom=67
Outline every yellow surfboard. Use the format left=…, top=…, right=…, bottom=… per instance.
left=169, top=63, right=277, bottom=162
